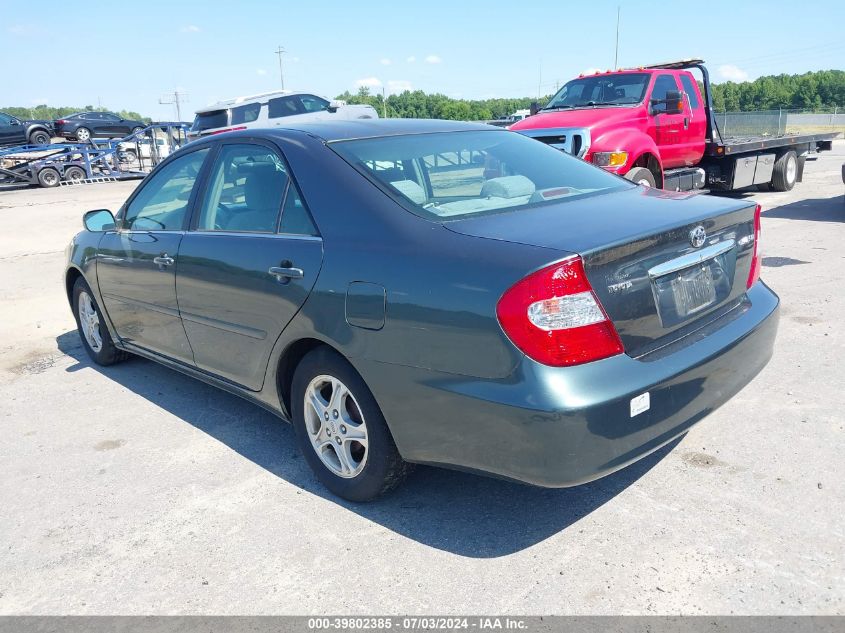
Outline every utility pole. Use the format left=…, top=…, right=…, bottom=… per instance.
left=275, top=46, right=286, bottom=90
left=614, top=5, right=621, bottom=69
left=160, top=90, right=189, bottom=122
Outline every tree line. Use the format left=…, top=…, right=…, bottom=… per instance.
left=4, top=70, right=841, bottom=124
left=0, top=104, right=149, bottom=123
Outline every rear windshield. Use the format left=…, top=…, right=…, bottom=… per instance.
left=330, top=130, right=630, bottom=221
left=191, top=109, right=229, bottom=132
left=544, top=72, right=650, bottom=109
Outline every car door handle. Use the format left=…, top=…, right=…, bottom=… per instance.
left=269, top=266, right=304, bottom=280
left=153, top=255, right=175, bottom=266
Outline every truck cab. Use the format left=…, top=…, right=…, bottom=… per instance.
left=512, top=66, right=707, bottom=188
left=511, top=59, right=837, bottom=192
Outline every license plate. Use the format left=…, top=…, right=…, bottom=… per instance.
left=671, top=265, right=716, bottom=317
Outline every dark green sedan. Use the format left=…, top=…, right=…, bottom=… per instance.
left=65, top=119, right=779, bottom=501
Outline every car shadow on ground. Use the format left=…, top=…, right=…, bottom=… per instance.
left=762, top=196, right=844, bottom=222
left=57, top=330, right=679, bottom=558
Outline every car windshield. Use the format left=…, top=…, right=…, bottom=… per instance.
left=330, top=130, right=630, bottom=220
left=544, top=73, right=650, bottom=109
left=191, top=109, right=229, bottom=132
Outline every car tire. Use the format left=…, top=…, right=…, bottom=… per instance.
left=29, top=130, right=51, bottom=145
left=625, top=167, right=657, bottom=188
left=291, top=346, right=412, bottom=501
left=771, top=150, right=797, bottom=191
left=75, top=127, right=92, bottom=142
left=37, top=167, right=60, bottom=188
left=131, top=126, right=144, bottom=135
left=72, top=277, right=128, bottom=366
left=64, top=166, right=86, bottom=183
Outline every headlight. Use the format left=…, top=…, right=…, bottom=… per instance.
left=592, top=151, right=628, bottom=167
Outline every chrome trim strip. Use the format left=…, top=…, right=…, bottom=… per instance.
left=515, top=127, right=592, bottom=159
left=647, top=239, right=736, bottom=279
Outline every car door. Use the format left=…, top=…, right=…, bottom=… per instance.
left=96, top=147, right=210, bottom=363
left=100, top=113, right=125, bottom=135
left=677, top=72, right=707, bottom=166
left=647, top=73, right=686, bottom=169
left=0, top=113, right=25, bottom=144
left=175, top=141, right=323, bottom=390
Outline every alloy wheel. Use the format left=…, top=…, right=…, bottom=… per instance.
left=78, top=291, right=103, bottom=353
left=303, top=375, right=369, bottom=478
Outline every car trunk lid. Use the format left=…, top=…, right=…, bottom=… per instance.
left=443, top=186, right=759, bottom=357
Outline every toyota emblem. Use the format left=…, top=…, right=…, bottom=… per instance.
left=689, top=225, right=707, bottom=248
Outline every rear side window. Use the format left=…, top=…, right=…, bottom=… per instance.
left=679, top=74, right=701, bottom=109
left=268, top=96, right=303, bottom=119
left=197, top=144, right=288, bottom=233
left=300, top=95, right=329, bottom=113
left=232, top=102, right=261, bottom=124
left=280, top=184, right=319, bottom=236
left=191, top=109, right=229, bottom=132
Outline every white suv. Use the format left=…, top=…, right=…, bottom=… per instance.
left=188, top=91, right=378, bottom=139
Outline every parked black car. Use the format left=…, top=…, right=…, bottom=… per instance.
left=0, top=112, right=53, bottom=146
left=53, top=112, right=146, bottom=142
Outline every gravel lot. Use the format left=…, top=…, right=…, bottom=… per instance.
left=0, top=144, right=843, bottom=615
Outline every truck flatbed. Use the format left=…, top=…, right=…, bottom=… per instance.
left=708, top=132, right=839, bottom=157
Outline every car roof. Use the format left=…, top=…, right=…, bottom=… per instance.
left=254, top=118, right=499, bottom=143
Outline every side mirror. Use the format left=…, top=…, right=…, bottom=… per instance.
left=83, top=209, right=116, bottom=232
left=529, top=101, right=540, bottom=116
left=328, top=99, right=345, bottom=113
left=651, top=90, right=684, bottom=115
left=10, top=118, right=21, bottom=126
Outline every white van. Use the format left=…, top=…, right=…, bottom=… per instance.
left=188, top=91, right=379, bottom=139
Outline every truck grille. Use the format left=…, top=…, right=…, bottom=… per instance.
left=514, top=127, right=591, bottom=159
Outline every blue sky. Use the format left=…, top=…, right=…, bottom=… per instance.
left=4, top=0, right=844, bottom=120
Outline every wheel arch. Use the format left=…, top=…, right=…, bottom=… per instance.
left=275, top=337, right=344, bottom=418
left=65, top=266, right=84, bottom=307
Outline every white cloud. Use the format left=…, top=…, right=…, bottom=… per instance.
left=581, top=67, right=603, bottom=75
left=355, top=77, right=383, bottom=90
left=380, top=58, right=392, bottom=66
left=425, top=54, right=442, bottom=64
left=7, top=24, right=28, bottom=35
left=717, top=64, right=749, bottom=82
left=406, top=56, right=416, bottom=63
left=387, top=80, right=413, bottom=94
left=180, top=25, right=201, bottom=33
left=256, top=69, right=267, bottom=76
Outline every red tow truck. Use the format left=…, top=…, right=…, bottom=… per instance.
left=511, top=59, right=838, bottom=192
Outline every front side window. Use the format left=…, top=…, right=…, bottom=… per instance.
left=544, top=73, right=650, bottom=109
left=231, top=102, right=261, bottom=125
left=299, top=95, right=329, bottom=113
left=268, top=96, right=303, bottom=119
left=123, top=148, right=209, bottom=231
left=651, top=74, right=680, bottom=105
left=331, top=130, right=630, bottom=220
left=102, top=113, right=120, bottom=121
left=197, top=144, right=288, bottom=233
left=0, top=113, right=12, bottom=125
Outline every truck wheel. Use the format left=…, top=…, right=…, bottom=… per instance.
left=37, top=167, right=61, bottom=188
left=64, top=166, right=86, bottom=183
left=29, top=130, right=51, bottom=145
left=626, top=167, right=656, bottom=188
left=771, top=150, right=797, bottom=191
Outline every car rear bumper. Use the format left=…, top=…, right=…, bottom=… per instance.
left=361, top=282, right=779, bottom=487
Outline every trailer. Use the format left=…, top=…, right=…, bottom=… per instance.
left=0, top=122, right=188, bottom=189
left=511, top=59, right=840, bottom=192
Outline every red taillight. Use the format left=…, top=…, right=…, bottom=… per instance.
left=56, top=119, right=66, bottom=124
left=496, top=257, right=624, bottom=367
left=746, top=204, right=762, bottom=289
